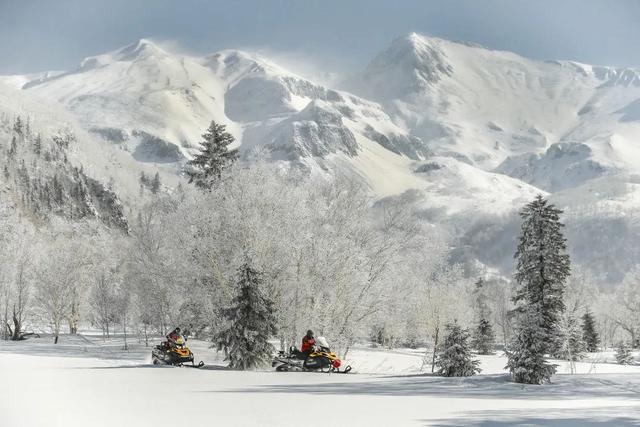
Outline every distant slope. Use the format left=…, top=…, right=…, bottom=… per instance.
left=344, top=33, right=640, bottom=179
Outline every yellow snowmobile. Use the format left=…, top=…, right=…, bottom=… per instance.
left=152, top=336, right=204, bottom=368
left=272, top=336, right=352, bottom=373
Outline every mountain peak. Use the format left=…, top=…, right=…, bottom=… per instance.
left=115, top=38, right=167, bottom=60
left=77, top=38, right=168, bottom=71
left=352, top=32, right=453, bottom=100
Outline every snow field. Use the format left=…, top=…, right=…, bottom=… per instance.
left=1, top=335, right=639, bottom=427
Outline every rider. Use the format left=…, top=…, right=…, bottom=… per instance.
left=300, top=329, right=316, bottom=360
left=166, top=327, right=181, bottom=347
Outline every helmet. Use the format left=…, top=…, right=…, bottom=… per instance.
left=306, top=329, right=314, bottom=337
left=175, top=327, right=181, bottom=333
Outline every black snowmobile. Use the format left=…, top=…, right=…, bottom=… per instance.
left=152, top=335, right=204, bottom=368
left=272, top=337, right=351, bottom=373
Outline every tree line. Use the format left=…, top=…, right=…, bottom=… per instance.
left=1, top=119, right=638, bottom=379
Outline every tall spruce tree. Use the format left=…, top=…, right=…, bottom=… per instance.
left=581, top=309, right=600, bottom=352
left=215, top=263, right=277, bottom=370
left=185, top=121, right=238, bottom=190
left=507, top=195, right=570, bottom=384
left=472, top=278, right=496, bottom=355
left=435, top=321, right=481, bottom=377
left=513, top=195, right=570, bottom=343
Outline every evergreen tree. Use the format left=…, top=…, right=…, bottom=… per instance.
left=185, top=121, right=238, bottom=190
left=13, top=116, right=23, bottom=135
left=506, top=309, right=558, bottom=384
left=513, top=195, right=570, bottom=347
left=615, top=342, right=634, bottom=365
left=33, top=133, right=42, bottom=156
left=472, top=278, right=495, bottom=355
left=581, top=309, right=600, bottom=352
left=507, top=195, right=570, bottom=384
left=473, top=318, right=496, bottom=355
left=435, top=321, right=481, bottom=377
left=150, top=172, right=161, bottom=194
left=8, top=136, right=17, bottom=157
left=215, top=262, right=277, bottom=370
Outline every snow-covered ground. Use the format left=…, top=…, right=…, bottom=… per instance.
left=2, top=334, right=639, bottom=426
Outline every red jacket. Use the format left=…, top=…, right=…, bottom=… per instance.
left=301, top=336, right=316, bottom=352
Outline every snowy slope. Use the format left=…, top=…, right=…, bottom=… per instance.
left=0, top=81, right=183, bottom=219
left=21, top=40, right=426, bottom=166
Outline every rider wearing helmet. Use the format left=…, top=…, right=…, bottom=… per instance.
left=166, top=327, right=181, bottom=347
left=300, top=329, right=316, bottom=359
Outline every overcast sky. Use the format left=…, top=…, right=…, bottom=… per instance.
left=1, top=0, right=638, bottom=75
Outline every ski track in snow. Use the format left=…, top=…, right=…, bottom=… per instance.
left=1, top=334, right=639, bottom=427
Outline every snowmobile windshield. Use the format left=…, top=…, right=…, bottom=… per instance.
left=175, top=336, right=185, bottom=346
left=316, top=336, right=330, bottom=349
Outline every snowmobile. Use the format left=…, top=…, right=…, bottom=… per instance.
left=272, top=336, right=352, bottom=373
left=152, top=335, right=204, bottom=368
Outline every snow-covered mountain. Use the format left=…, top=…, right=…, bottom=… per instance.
left=3, top=34, right=640, bottom=286
left=345, top=33, right=640, bottom=178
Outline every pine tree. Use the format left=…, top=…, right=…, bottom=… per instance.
left=33, top=133, right=42, bottom=156
left=150, top=172, right=161, bottom=194
left=513, top=195, right=570, bottom=347
left=8, top=136, right=17, bottom=157
left=615, top=342, right=634, bottom=365
left=507, top=195, right=570, bottom=384
left=472, top=278, right=495, bottom=355
left=506, top=308, right=558, bottom=384
left=185, top=121, right=238, bottom=190
left=581, top=309, right=600, bottom=352
left=435, top=321, right=481, bottom=377
left=473, top=318, right=496, bottom=355
left=13, top=116, right=23, bottom=135
left=215, top=263, right=277, bottom=370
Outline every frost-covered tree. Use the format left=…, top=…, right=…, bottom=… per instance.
left=614, top=269, right=640, bottom=347
left=472, top=278, right=495, bottom=355
left=615, top=341, right=634, bottom=365
left=556, top=313, right=586, bottom=372
left=117, top=282, right=132, bottom=351
left=513, top=195, right=570, bottom=349
left=215, top=263, right=277, bottom=369
left=581, top=309, right=600, bottom=352
left=185, top=121, right=238, bottom=190
left=508, top=195, right=569, bottom=384
left=506, top=308, right=558, bottom=384
left=150, top=172, right=161, bottom=194
left=0, top=220, right=35, bottom=341
left=89, top=272, right=119, bottom=339
left=435, top=321, right=481, bottom=377
left=34, top=239, right=90, bottom=344
left=473, top=318, right=496, bottom=355
left=33, top=133, right=42, bottom=156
